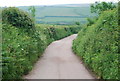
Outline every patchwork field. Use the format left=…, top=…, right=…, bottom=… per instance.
left=18, top=4, right=97, bottom=24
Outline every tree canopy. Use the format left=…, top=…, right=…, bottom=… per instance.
left=91, top=2, right=116, bottom=14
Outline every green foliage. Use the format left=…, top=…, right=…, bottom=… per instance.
left=87, top=17, right=98, bottom=26
left=2, top=7, right=81, bottom=79
left=36, top=24, right=81, bottom=40
left=91, top=2, right=116, bottom=14
left=118, top=1, right=120, bottom=25
left=72, top=9, right=119, bottom=79
left=75, top=22, right=80, bottom=25
left=2, top=23, right=81, bottom=79
left=2, top=7, right=35, bottom=29
left=2, top=24, right=44, bottom=79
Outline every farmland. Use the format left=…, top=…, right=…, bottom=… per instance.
left=18, top=4, right=97, bottom=24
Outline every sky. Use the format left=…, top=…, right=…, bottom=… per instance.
left=0, top=0, right=118, bottom=7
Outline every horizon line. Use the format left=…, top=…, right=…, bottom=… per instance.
left=0, top=2, right=118, bottom=7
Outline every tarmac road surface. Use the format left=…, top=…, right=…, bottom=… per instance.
left=24, top=34, right=95, bottom=79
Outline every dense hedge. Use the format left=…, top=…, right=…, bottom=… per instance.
left=2, top=7, right=81, bottom=79
left=36, top=24, right=80, bottom=40
left=2, top=24, right=44, bottom=79
left=2, top=24, right=80, bottom=79
left=72, top=9, right=119, bottom=79
left=2, top=7, right=35, bottom=29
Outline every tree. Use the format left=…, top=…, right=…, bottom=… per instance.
left=91, top=1, right=116, bottom=14
left=28, top=6, right=36, bottom=22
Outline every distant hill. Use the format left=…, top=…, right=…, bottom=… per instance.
left=18, top=4, right=97, bottom=25
left=53, top=4, right=91, bottom=7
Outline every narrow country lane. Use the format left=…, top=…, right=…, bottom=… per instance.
left=24, top=34, right=95, bottom=79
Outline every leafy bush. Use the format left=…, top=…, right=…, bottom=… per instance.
left=36, top=24, right=81, bottom=40
left=2, top=7, right=35, bottom=29
left=91, top=1, right=116, bottom=14
left=87, top=17, right=98, bottom=26
left=2, top=24, right=44, bottom=79
left=72, top=9, right=119, bottom=79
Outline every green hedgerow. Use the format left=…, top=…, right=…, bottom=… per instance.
left=72, top=9, right=119, bottom=79
left=2, top=7, right=35, bottom=29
